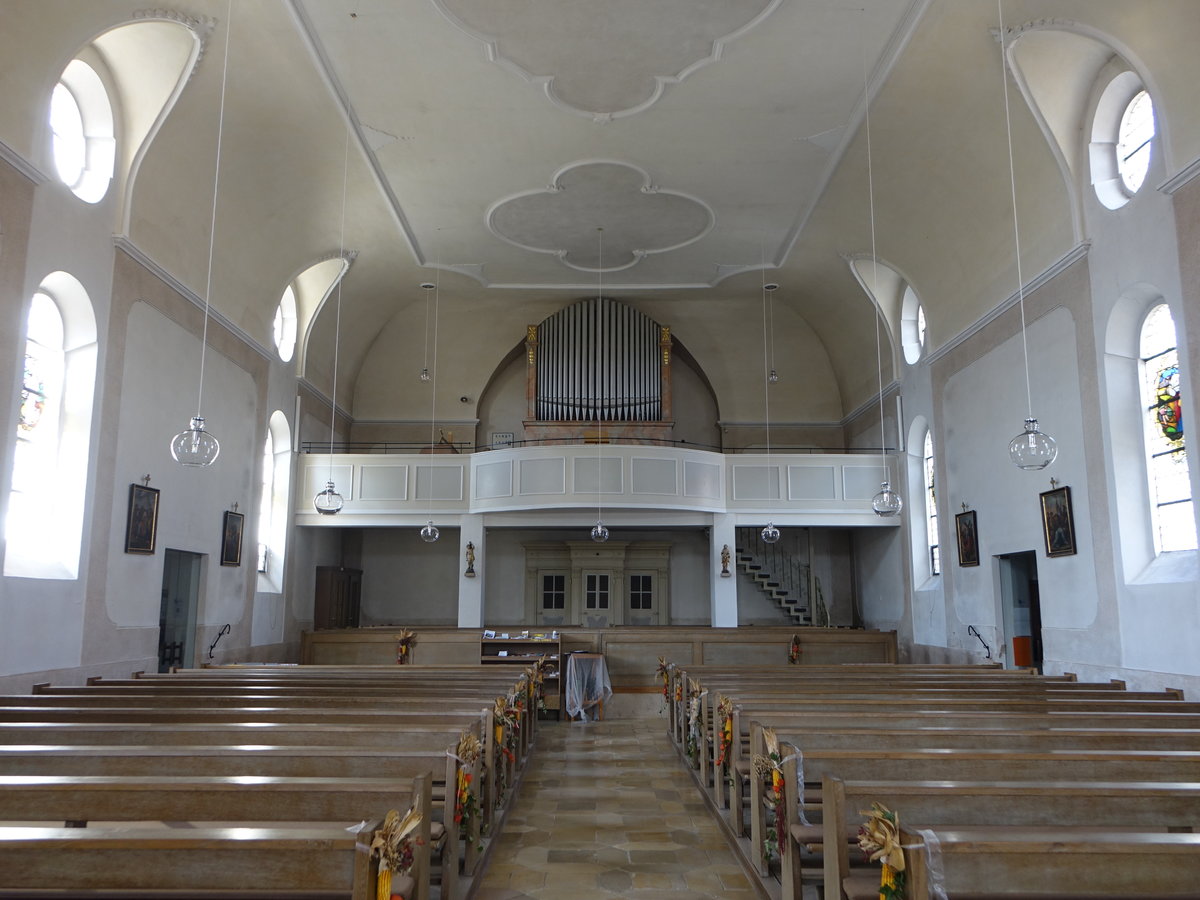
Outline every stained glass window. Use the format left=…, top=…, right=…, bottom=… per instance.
left=13, top=295, right=64, bottom=497
left=1140, top=304, right=1195, bottom=552
left=924, top=431, right=940, bottom=575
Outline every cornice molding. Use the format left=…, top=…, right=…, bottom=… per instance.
left=133, top=8, right=216, bottom=72
left=1159, top=154, right=1200, bottom=195
left=0, top=138, right=48, bottom=186
left=926, top=240, right=1091, bottom=366
left=112, top=234, right=272, bottom=364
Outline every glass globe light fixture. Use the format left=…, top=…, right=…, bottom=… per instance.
left=590, top=521, right=610, bottom=543
left=761, top=522, right=781, bottom=544
left=170, top=416, right=220, bottom=467
left=420, top=520, right=440, bottom=543
left=313, top=480, right=344, bottom=515
left=872, top=481, right=903, bottom=517
left=419, top=368, right=430, bottom=382
left=1009, top=417, right=1057, bottom=470
left=768, top=368, right=779, bottom=384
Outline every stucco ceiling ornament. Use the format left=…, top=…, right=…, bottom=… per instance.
left=430, top=0, right=783, bottom=120
left=487, top=161, right=713, bottom=273
left=133, top=9, right=216, bottom=71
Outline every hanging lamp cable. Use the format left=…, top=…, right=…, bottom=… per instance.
left=862, top=10, right=902, bottom=516
left=592, top=228, right=608, bottom=542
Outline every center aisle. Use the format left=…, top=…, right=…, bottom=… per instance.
left=476, top=718, right=758, bottom=899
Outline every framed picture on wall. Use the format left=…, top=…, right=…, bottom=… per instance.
left=124, top=483, right=160, bottom=554
left=955, top=509, right=979, bottom=567
left=220, top=510, right=244, bottom=567
left=1039, top=485, right=1076, bottom=557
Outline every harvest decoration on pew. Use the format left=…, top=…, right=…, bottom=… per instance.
left=370, top=806, right=422, bottom=900
left=857, top=801, right=906, bottom=900
left=395, top=629, right=416, bottom=665
left=715, top=695, right=734, bottom=773
left=493, top=691, right=523, bottom=805
left=788, top=633, right=801, bottom=664
left=656, top=656, right=669, bottom=700
left=753, top=727, right=787, bottom=862
left=685, top=690, right=704, bottom=766
left=524, top=664, right=546, bottom=713
left=453, top=731, right=482, bottom=846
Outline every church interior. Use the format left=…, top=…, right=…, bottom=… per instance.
left=1, top=0, right=1199, bottom=894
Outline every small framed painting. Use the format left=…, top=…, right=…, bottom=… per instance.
left=1039, top=486, right=1077, bottom=558
left=220, top=510, right=244, bottom=567
left=124, top=484, right=160, bottom=554
left=955, top=510, right=979, bottom=567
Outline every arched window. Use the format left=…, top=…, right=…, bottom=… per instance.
left=273, top=285, right=298, bottom=363
left=1091, top=71, right=1155, bottom=210
left=50, top=59, right=115, bottom=203
left=923, top=431, right=940, bottom=575
left=5, top=275, right=98, bottom=579
left=256, top=411, right=292, bottom=591
left=1139, top=305, right=1195, bottom=553
left=901, top=285, right=927, bottom=365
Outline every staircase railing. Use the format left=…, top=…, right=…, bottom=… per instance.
left=735, top=527, right=812, bottom=623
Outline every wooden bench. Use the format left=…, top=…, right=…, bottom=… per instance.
left=0, top=773, right=439, bottom=900
left=819, top=777, right=1200, bottom=900
left=897, top=826, right=1200, bottom=899
left=0, top=822, right=382, bottom=898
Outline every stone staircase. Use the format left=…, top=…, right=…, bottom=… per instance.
left=735, top=527, right=813, bottom=626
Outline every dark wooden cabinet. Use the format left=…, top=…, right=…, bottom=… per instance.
left=313, top=566, right=362, bottom=630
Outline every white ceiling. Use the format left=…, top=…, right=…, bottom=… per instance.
left=6, top=1, right=1197, bottom=425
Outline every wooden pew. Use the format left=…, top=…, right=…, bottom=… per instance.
left=821, top=777, right=1200, bottom=900
left=898, top=826, right=1200, bottom=899
left=0, top=773, right=438, bottom=900
left=739, top=736, right=1200, bottom=882
left=0, top=822, right=381, bottom=898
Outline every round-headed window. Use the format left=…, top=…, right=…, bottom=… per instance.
left=273, top=285, right=298, bottom=362
left=1117, top=90, right=1154, bottom=194
left=50, top=59, right=115, bottom=203
left=900, top=285, right=926, bottom=365
left=1091, top=71, right=1155, bottom=210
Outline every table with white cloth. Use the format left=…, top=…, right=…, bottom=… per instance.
left=564, top=652, right=612, bottom=721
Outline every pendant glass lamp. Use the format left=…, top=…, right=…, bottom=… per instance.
left=761, top=522, right=781, bottom=544
left=172, top=1, right=233, bottom=469
left=314, top=481, right=344, bottom=515
left=420, top=520, right=440, bottom=543
left=860, top=27, right=903, bottom=520
left=872, top=481, right=903, bottom=517
left=591, top=521, right=610, bottom=543
left=997, top=0, right=1057, bottom=470
left=170, top=415, right=220, bottom=467
left=313, top=127, right=352, bottom=514
left=1009, top=417, right=1057, bottom=470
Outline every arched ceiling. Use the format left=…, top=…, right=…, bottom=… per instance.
left=4, top=0, right=1199, bottom=423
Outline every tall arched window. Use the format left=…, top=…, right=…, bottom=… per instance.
left=5, top=275, right=98, bottom=578
left=1140, top=305, right=1195, bottom=553
left=256, top=411, right=292, bottom=591
left=923, top=431, right=940, bottom=575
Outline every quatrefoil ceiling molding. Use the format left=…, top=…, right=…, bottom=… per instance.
left=430, top=0, right=783, bottom=120
left=486, top=161, right=714, bottom=273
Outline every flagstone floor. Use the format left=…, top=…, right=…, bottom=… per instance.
left=474, top=717, right=761, bottom=900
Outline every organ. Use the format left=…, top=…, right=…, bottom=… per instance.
left=523, top=297, right=674, bottom=445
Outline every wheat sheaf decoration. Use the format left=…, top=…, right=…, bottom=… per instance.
left=395, top=628, right=416, bottom=665
left=858, top=801, right=906, bottom=900
left=752, top=727, right=787, bottom=861
left=370, top=806, right=422, bottom=900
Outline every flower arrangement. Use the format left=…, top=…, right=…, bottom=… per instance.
left=369, top=806, right=422, bottom=900
left=395, top=629, right=416, bottom=665
left=858, top=802, right=906, bottom=900
left=714, top=695, right=734, bottom=773
left=788, top=633, right=801, bottom=665
left=685, top=691, right=703, bottom=766
left=753, top=727, right=787, bottom=862
left=453, top=731, right=482, bottom=848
